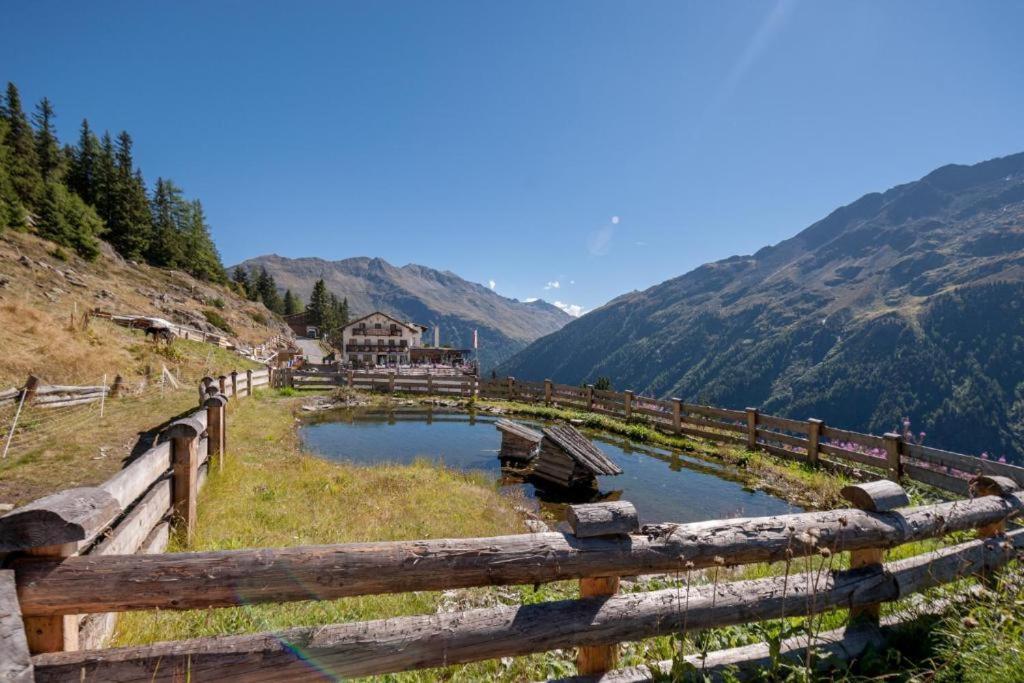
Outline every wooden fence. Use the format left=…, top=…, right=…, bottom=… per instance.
left=3, top=461, right=1023, bottom=681
left=0, top=366, right=270, bottom=666
left=279, top=371, right=1024, bottom=497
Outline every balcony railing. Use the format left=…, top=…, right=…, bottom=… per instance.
left=345, top=344, right=409, bottom=353
left=350, top=327, right=404, bottom=337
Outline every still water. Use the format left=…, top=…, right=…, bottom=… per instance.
left=299, top=409, right=799, bottom=524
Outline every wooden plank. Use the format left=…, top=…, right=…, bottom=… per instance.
left=16, top=492, right=1024, bottom=617
left=755, top=429, right=808, bottom=449
left=0, top=570, right=33, bottom=682
left=904, top=443, right=1024, bottom=485
left=820, top=426, right=886, bottom=451
left=903, top=463, right=971, bottom=496
left=99, top=443, right=172, bottom=510
left=542, top=424, right=622, bottom=476
left=682, top=403, right=746, bottom=421
left=819, top=443, right=888, bottom=468
left=0, top=488, right=121, bottom=552
left=756, top=414, right=810, bottom=434
left=91, top=478, right=172, bottom=556
left=31, top=531, right=1023, bottom=682
left=567, top=502, right=638, bottom=538
left=679, top=414, right=746, bottom=434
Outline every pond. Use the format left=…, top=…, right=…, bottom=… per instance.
left=299, top=409, right=800, bottom=524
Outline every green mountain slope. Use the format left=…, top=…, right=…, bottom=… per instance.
left=498, top=152, right=1024, bottom=462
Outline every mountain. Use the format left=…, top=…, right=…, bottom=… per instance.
left=499, top=152, right=1024, bottom=463
left=232, top=255, right=573, bottom=368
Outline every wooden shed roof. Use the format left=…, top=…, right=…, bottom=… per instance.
left=541, top=424, right=622, bottom=476
left=495, top=419, right=543, bottom=444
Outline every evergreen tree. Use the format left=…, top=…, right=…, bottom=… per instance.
left=32, top=98, right=63, bottom=182
left=36, top=181, right=103, bottom=259
left=105, top=131, right=151, bottom=259
left=68, top=119, right=99, bottom=206
left=0, top=118, right=27, bottom=231
left=232, top=266, right=252, bottom=298
left=255, top=266, right=283, bottom=313
left=307, top=278, right=331, bottom=329
left=1, top=83, right=44, bottom=209
left=93, top=132, right=117, bottom=226
left=147, top=177, right=186, bottom=267
left=181, top=199, right=225, bottom=283
left=283, top=289, right=302, bottom=315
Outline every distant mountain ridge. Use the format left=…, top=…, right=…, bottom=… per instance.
left=232, top=254, right=572, bottom=369
left=498, top=151, right=1024, bottom=462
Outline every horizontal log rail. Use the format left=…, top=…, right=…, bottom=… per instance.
left=30, top=528, right=1024, bottom=681
left=13, top=489, right=1024, bottom=617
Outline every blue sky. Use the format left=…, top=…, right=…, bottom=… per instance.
left=3, top=2, right=1022, bottom=316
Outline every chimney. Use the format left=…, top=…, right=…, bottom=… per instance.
left=434, top=325, right=440, bottom=347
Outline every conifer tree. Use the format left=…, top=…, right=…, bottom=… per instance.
left=181, top=200, right=225, bottom=283
left=104, top=131, right=151, bottom=259
left=283, top=289, right=302, bottom=315
left=147, top=177, right=186, bottom=267
left=93, top=132, right=117, bottom=226
left=67, top=119, right=99, bottom=205
left=1, top=83, right=44, bottom=209
left=254, top=266, right=283, bottom=313
left=0, top=118, right=26, bottom=231
left=232, top=266, right=252, bottom=298
left=307, top=278, right=331, bottom=329
left=32, top=98, right=63, bottom=182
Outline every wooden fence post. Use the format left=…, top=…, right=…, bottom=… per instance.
left=807, top=418, right=823, bottom=467
left=842, top=480, right=908, bottom=624
left=230, top=371, right=238, bottom=398
left=200, top=376, right=213, bottom=402
left=567, top=501, right=639, bottom=676
left=745, top=407, right=758, bottom=449
left=544, top=379, right=553, bottom=406
left=672, top=398, right=682, bottom=435
left=971, top=475, right=1020, bottom=586
left=245, top=369, right=253, bottom=397
left=389, top=371, right=396, bottom=394
left=883, top=432, right=902, bottom=482
left=164, top=417, right=204, bottom=545
left=110, top=374, right=123, bottom=398
left=586, top=384, right=595, bottom=411
left=508, top=377, right=516, bottom=401
left=23, top=375, right=39, bottom=405
left=8, top=486, right=120, bottom=654
left=204, top=395, right=228, bottom=471
left=623, top=390, right=634, bottom=420
left=218, top=375, right=227, bottom=395
left=0, top=570, right=34, bottom=680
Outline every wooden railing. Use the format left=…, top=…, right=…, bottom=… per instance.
left=3, top=472, right=1023, bottom=681
left=278, top=372, right=1024, bottom=496
left=0, top=366, right=271, bottom=662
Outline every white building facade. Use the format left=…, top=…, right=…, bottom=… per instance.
left=341, top=312, right=426, bottom=367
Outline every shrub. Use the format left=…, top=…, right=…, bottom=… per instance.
left=203, top=309, right=236, bottom=335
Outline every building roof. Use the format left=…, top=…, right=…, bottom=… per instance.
left=345, top=311, right=427, bottom=332
left=541, top=424, right=622, bottom=476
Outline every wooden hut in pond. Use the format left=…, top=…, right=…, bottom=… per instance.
left=532, top=423, right=622, bottom=489
left=495, top=419, right=543, bottom=466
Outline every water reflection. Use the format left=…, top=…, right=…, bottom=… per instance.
left=299, top=408, right=799, bottom=524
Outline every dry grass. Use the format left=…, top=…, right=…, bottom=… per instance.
left=0, top=230, right=286, bottom=387
left=0, top=337, right=261, bottom=505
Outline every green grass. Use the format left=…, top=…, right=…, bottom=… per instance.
left=110, top=390, right=1012, bottom=681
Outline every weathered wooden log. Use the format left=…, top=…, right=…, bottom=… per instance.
left=99, top=443, right=172, bottom=510
left=0, top=487, right=120, bottom=552
left=551, top=623, right=885, bottom=682
left=91, top=478, right=171, bottom=557
left=567, top=502, right=639, bottom=538
left=843, top=481, right=908, bottom=623
left=15, top=492, right=1024, bottom=617
left=0, top=571, right=34, bottom=682
left=30, top=531, right=1024, bottom=681
left=164, top=417, right=203, bottom=543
